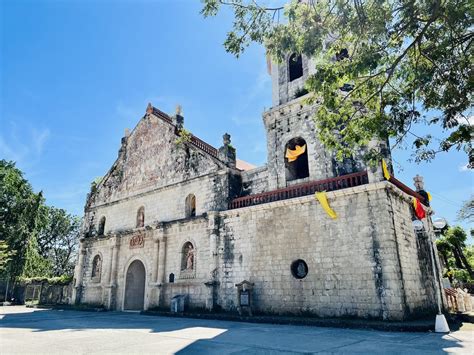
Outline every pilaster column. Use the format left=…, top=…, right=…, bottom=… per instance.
left=110, top=236, right=120, bottom=287
left=156, top=236, right=167, bottom=285
left=205, top=212, right=220, bottom=311
left=73, top=237, right=87, bottom=304
left=151, top=239, right=159, bottom=283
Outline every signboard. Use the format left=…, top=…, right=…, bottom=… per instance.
left=240, top=291, right=249, bottom=306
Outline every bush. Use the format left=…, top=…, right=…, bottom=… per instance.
left=18, top=275, right=73, bottom=285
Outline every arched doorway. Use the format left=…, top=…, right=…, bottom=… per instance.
left=124, top=260, right=146, bottom=311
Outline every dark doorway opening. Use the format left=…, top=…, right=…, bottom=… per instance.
left=124, top=260, right=146, bottom=311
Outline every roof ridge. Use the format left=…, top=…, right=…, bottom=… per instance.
left=146, top=104, right=220, bottom=159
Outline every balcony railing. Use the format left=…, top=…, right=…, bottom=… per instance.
left=151, top=106, right=220, bottom=159
left=228, top=171, right=369, bottom=210
left=388, top=175, right=428, bottom=205
left=189, top=135, right=219, bottom=159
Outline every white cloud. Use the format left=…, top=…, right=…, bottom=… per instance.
left=0, top=121, right=50, bottom=166
left=458, top=163, right=471, bottom=172
left=230, top=64, right=271, bottom=127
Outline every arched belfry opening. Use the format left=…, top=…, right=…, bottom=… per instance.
left=289, top=54, right=303, bottom=81
left=285, top=137, right=309, bottom=182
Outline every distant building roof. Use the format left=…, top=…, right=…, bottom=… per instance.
left=236, top=159, right=256, bottom=171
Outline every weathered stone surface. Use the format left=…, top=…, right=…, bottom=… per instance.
left=74, top=56, right=439, bottom=320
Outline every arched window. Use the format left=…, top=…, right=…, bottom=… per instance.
left=181, top=242, right=195, bottom=271
left=98, top=216, right=106, bottom=235
left=185, top=194, right=196, bottom=218
left=285, top=137, right=309, bottom=182
left=91, top=254, right=102, bottom=282
left=289, top=54, right=303, bottom=81
left=136, top=206, right=145, bottom=228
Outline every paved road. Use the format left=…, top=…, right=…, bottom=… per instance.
left=0, top=306, right=472, bottom=354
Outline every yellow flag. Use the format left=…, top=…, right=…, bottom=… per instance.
left=427, top=192, right=432, bottom=201
left=285, top=144, right=306, bottom=162
left=382, top=159, right=391, bottom=180
left=315, top=192, right=337, bottom=219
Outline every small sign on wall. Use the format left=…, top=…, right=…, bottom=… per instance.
left=130, top=233, right=145, bottom=249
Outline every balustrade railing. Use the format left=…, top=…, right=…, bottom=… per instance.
left=228, top=171, right=369, bottom=209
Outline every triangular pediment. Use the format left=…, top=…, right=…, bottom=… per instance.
left=89, top=108, right=226, bottom=206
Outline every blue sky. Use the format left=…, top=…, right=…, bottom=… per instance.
left=1, top=0, right=472, bottom=233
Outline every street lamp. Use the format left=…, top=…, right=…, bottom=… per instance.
left=412, top=218, right=450, bottom=333
left=433, top=217, right=447, bottom=231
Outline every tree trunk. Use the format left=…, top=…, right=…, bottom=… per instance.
left=452, top=247, right=464, bottom=269
left=456, top=245, right=474, bottom=279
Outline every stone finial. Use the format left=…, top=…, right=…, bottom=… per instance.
left=124, top=128, right=130, bottom=137
left=175, top=104, right=182, bottom=116
left=413, top=174, right=424, bottom=192
left=223, top=133, right=231, bottom=146
left=146, top=102, right=153, bottom=114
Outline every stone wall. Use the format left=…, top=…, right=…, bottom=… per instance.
left=215, top=182, right=437, bottom=320
left=87, top=172, right=229, bottom=235
left=241, top=165, right=269, bottom=196
left=263, top=97, right=337, bottom=190
left=271, top=54, right=316, bottom=106
left=386, top=187, right=438, bottom=316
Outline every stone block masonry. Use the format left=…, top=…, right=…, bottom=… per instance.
left=73, top=51, right=439, bottom=320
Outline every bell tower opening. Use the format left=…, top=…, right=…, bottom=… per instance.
left=289, top=54, right=303, bottom=81
left=285, top=137, right=309, bottom=182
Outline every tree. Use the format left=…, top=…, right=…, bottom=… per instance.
left=202, top=0, right=473, bottom=165
left=444, top=226, right=473, bottom=279
left=0, top=160, right=80, bottom=281
left=457, top=195, right=474, bottom=223
left=0, top=160, right=45, bottom=280
left=0, top=241, right=15, bottom=272
left=36, top=207, right=81, bottom=277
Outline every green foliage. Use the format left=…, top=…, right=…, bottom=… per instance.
left=0, top=241, right=16, bottom=272
left=0, top=160, right=80, bottom=281
left=18, top=274, right=73, bottom=285
left=202, top=0, right=473, bottom=165
left=175, top=128, right=193, bottom=145
left=436, top=225, right=474, bottom=283
left=0, top=160, right=44, bottom=279
left=446, top=268, right=471, bottom=283
left=294, top=87, right=309, bottom=99
left=21, top=236, right=52, bottom=278
left=37, top=206, right=81, bottom=277
left=457, top=195, right=474, bottom=223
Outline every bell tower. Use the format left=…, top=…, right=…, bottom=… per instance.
left=263, top=53, right=367, bottom=190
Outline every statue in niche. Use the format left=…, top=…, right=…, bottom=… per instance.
left=182, top=242, right=195, bottom=271
left=186, top=248, right=194, bottom=270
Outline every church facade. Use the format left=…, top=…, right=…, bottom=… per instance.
left=72, top=54, right=439, bottom=320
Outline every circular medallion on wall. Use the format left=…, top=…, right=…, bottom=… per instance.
left=291, top=259, right=308, bottom=279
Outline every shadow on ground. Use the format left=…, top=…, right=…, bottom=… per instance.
left=0, top=307, right=471, bottom=354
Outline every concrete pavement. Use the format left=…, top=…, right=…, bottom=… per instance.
left=0, top=306, right=472, bottom=354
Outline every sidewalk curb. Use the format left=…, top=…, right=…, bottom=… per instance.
left=141, top=310, right=437, bottom=332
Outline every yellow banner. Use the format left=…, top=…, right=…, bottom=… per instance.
left=285, top=144, right=306, bottom=162
left=382, top=159, right=391, bottom=180
left=315, top=192, right=337, bottom=219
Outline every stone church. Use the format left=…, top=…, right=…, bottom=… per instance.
left=72, top=53, right=440, bottom=320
